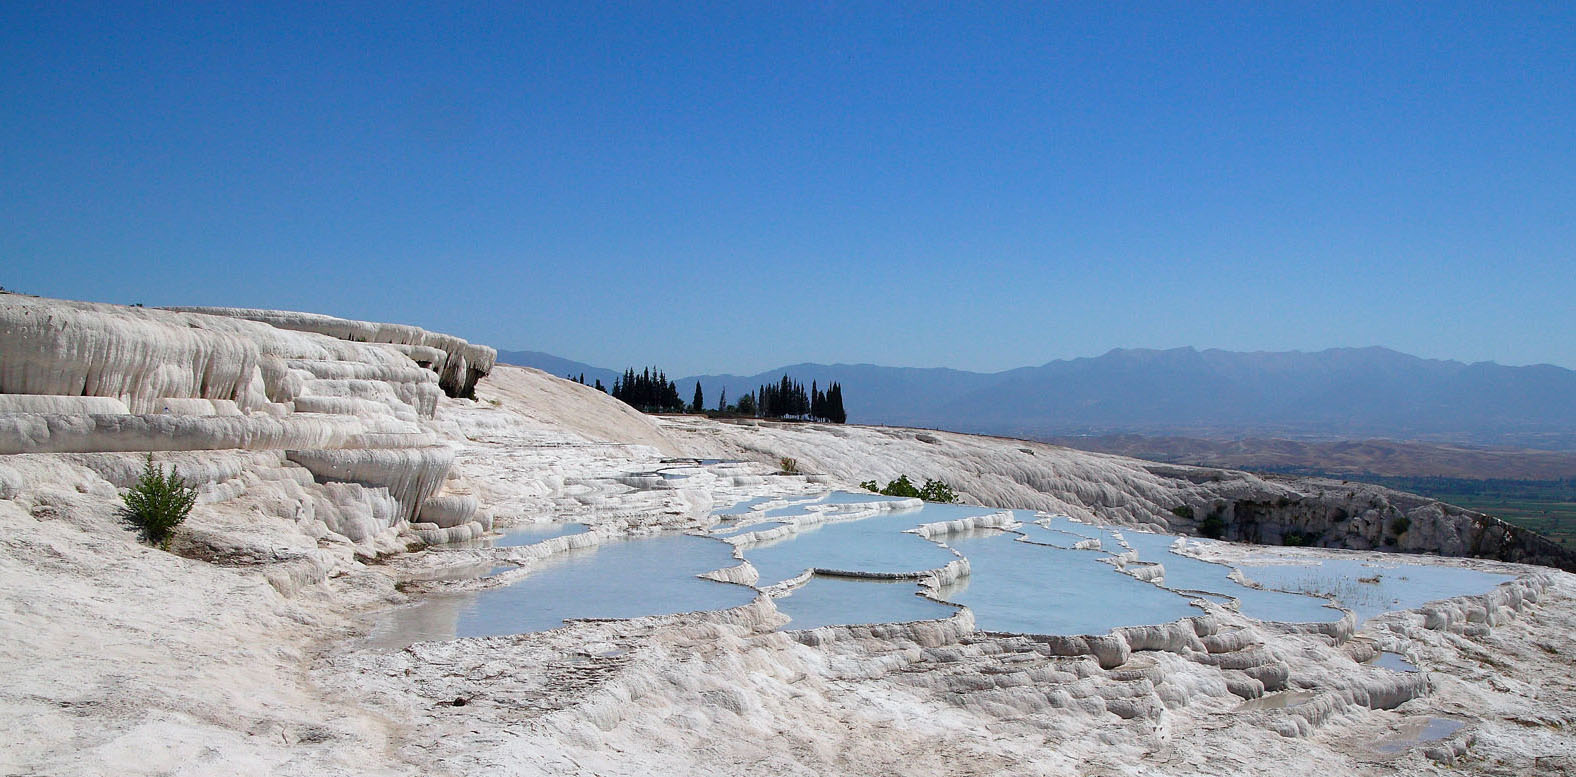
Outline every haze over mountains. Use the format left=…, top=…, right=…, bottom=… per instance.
left=497, top=347, right=1576, bottom=451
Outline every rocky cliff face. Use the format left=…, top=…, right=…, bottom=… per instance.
left=0, top=294, right=497, bottom=558
left=1148, top=466, right=1576, bottom=573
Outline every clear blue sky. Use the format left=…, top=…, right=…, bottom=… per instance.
left=4, top=2, right=1573, bottom=374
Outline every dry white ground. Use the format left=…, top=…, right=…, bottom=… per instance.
left=3, top=364, right=1572, bottom=776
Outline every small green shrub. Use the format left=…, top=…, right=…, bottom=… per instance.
left=917, top=479, right=957, bottom=504
left=1170, top=505, right=1194, bottom=520
left=779, top=457, right=800, bottom=474
left=860, top=474, right=958, bottom=503
left=121, top=455, right=197, bottom=549
left=1199, top=513, right=1227, bottom=540
left=1281, top=530, right=1310, bottom=547
left=880, top=474, right=920, bottom=497
left=1389, top=515, right=1411, bottom=536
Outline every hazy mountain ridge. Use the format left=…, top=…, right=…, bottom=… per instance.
left=498, top=346, right=1576, bottom=450
left=495, top=350, right=622, bottom=390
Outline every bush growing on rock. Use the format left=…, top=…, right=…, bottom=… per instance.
left=918, top=479, right=957, bottom=503
left=121, top=455, right=197, bottom=549
left=1282, top=530, right=1311, bottom=546
left=860, top=474, right=958, bottom=503
left=1199, top=511, right=1227, bottom=540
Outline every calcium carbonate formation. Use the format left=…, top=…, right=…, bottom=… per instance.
left=0, top=293, right=497, bottom=557
left=3, top=292, right=1573, bottom=776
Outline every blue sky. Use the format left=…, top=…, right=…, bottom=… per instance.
left=4, top=2, right=1573, bottom=374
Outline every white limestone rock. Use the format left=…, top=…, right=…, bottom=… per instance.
left=287, top=446, right=456, bottom=522
left=1, top=295, right=268, bottom=412
left=166, top=306, right=496, bottom=398
left=0, top=412, right=430, bottom=455
left=0, top=394, right=130, bottom=414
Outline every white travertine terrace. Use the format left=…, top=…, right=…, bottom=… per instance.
left=0, top=293, right=486, bottom=553
left=164, top=305, right=497, bottom=399
left=3, top=294, right=1574, bottom=776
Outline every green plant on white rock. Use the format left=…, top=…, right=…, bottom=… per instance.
left=121, top=455, right=197, bottom=549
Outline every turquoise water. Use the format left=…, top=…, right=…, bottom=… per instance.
left=713, top=496, right=779, bottom=516
left=820, top=491, right=913, bottom=505
left=933, top=528, right=1203, bottom=634
left=382, top=492, right=1523, bottom=644
left=1235, top=558, right=1513, bottom=625
left=739, top=502, right=988, bottom=585
left=1015, top=522, right=1089, bottom=549
left=1119, top=530, right=1343, bottom=623
left=710, top=520, right=786, bottom=538
left=492, top=522, right=587, bottom=548
left=1374, top=651, right=1419, bottom=672
left=756, top=491, right=911, bottom=517
left=370, top=533, right=756, bottom=647
left=1041, top=515, right=1114, bottom=542
left=775, top=576, right=959, bottom=629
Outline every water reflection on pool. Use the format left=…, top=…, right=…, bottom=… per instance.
left=379, top=490, right=1519, bottom=645
left=492, top=521, right=588, bottom=548
left=934, top=528, right=1202, bottom=634
left=367, top=533, right=755, bottom=649
left=1233, top=558, right=1513, bottom=625
left=775, top=576, right=959, bottom=630
left=738, top=502, right=986, bottom=585
left=1118, top=530, right=1343, bottom=623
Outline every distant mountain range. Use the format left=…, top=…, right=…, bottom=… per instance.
left=495, top=347, right=1576, bottom=450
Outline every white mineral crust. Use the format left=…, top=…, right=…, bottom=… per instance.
left=2, top=296, right=1572, bottom=776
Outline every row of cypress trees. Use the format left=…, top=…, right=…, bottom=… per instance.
left=609, top=367, right=685, bottom=412
left=587, top=368, right=847, bottom=423
left=743, top=376, right=846, bottom=423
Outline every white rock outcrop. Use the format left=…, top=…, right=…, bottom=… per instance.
left=0, top=294, right=490, bottom=551
left=165, top=306, right=496, bottom=398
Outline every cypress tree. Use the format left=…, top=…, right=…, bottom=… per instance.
left=692, top=382, right=704, bottom=413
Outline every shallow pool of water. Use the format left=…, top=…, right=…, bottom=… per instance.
left=1014, top=522, right=1089, bottom=549
left=1235, top=689, right=1318, bottom=710
left=738, top=502, right=988, bottom=585
left=820, top=491, right=914, bottom=505
left=1118, top=530, right=1343, bottom=623
left=1041, top=515, right=1117, bottom=542
left=711, top=520, right=787, bottom=538
left=378, top=491, right=1527, bottom=645
left=713, top=496, right=780, bottom=516
left=775, top=576, right=959, bottom=630
left=933, top=528, right=1203, bottom=634
left=1371, top=717, right=1465, bottom=753
left=1235, top=558, right=1513, bottom=625
left=492, top=522, right=587, bottom=548
left=1373, top=651, right=1419, bottom=672
left=367, top=533, right=755, bottom=649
